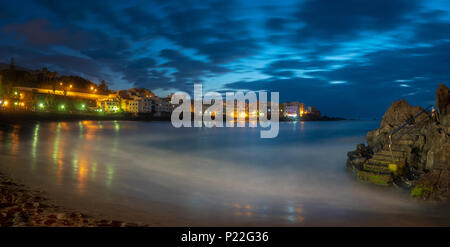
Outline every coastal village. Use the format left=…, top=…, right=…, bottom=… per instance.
left=0, top=59, right=323, bottom=120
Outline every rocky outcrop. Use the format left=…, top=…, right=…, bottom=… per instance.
left=347, top=84, right=450, bottom=201
left=366, top=100, right=426, bottom=153
left=437, top=84, right=450, bottom=126
left=380, top=99, right=425, bottom=129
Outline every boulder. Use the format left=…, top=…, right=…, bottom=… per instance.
left=380, top=99, right=424, bottom=129
left=436, top=83, right=450, bottom=126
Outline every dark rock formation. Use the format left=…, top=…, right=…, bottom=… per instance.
left=379, top=99, right=424, bottom=129
left=347, top=84, right=450, bottom=201
left=366, top=100, right=427, bottom=153
left=436, top=83, right=450, bottom=126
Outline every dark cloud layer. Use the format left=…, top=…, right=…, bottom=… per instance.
left=0, top=0, right=449, bottom=117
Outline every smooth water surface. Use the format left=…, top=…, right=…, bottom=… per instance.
left=0, top=120, right=448, bottom=226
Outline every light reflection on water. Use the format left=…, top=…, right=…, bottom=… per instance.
left=0, top=120, right=449, bottom=226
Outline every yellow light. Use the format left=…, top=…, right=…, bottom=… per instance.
left=239, top=112, right=246, bottom=118
left=69, top=85, right=73, bottom=88
left=3, top=101, right=8, bottom=106
left=39, top=103, right=44, bottom=108
left=14, top=102, right=18, bottom=105
left=14, top=91, right=18, bottom=95
left=90, top=86, right=94, bottom=90
left=60, top=82, right=63, bottom=86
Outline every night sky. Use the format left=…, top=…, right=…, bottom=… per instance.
left=1, top=0, right=449, bottom=118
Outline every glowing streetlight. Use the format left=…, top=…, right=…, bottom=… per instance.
left=60, top=104, right=65, bottom=110
left=69, top=85, right=73, bottom=89
left=90, top=86, right=94, bottom=91
left=14, top=91, right=18, bottom=96
left=39, top=103, right=44, bottom=108
left=60, top=82, right=63, bottom=86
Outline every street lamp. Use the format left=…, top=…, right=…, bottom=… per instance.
left=69, top=85, right=73, bottom=89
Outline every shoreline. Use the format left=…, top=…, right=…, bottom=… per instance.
left=0, top=171, right=146, bottom=227
left=0, top=112, right=171, bottom=123
left=0, top=112, right=346, bottom=124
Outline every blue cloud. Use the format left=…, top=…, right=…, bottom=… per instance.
left=0, top=0, right=449, bottom=117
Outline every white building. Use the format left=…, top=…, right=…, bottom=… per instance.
left=140, top=98, right=152, bottom=113
left=283, top=102, right=305, bottom=118
left=152, top=97, right=172, bottom=117
left=98, top=100, right=120, bottom=112
left=127, top=99, right=141, bottom=113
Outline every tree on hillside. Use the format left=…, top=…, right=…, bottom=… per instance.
left=59, top=75, right=95, bottom=92
left=10, top=57, right=15, bottom=71
left=0, top=74, right=3, bottom=97
left=99, top=80, right=109, bottom=93
left=49, top=71, right=58, bottom=93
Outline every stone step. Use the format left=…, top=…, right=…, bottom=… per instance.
left=364, top=159, right=405, bottom=176
left=397, top=139, right=415, bottom=145
left=356, top=170, right=393, bottom=186
left=378, top=150, right=405, bottom=157
left=371, top=153, right=404, bottom=162
left=388, top=144, right=413, bottom=152
left=363, top=163, right=391, bottom=173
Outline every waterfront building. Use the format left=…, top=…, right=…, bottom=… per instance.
left=308, top=106, right=321, bottom=116
left=128, top=98, right=141, bottom=113
left=98, top=100, right=120, bottom=112
left=140, top=97, right=152, bottom=113
left=283, top=102, right=305, bottom=118
left=152, top=97, right=172, bottom=117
